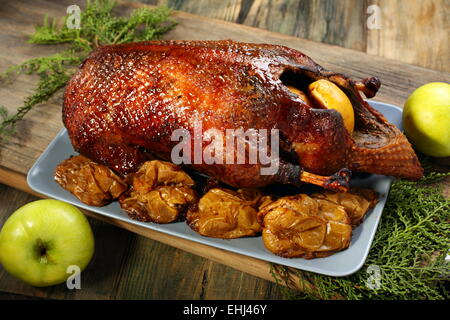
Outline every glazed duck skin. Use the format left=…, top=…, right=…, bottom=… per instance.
left=63, top=40, right=423, bottom=190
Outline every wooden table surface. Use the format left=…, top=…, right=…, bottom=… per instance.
left=0, top=0, right=448, bottom=300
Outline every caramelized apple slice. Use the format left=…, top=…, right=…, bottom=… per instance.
left=119, top=160, right=198, bottom=223
left=309, top=79, right=355, bottom=134
left=55, top=155, right=128, bottom=206
left=186, top=188, right=271, bottom=239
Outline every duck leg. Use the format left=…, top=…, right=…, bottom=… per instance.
left=300, top=169, right=351, bottom=192
left=276, top=161, right=351, bottom=192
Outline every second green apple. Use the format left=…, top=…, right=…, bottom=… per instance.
left=403, top=82, right=450, bottom=157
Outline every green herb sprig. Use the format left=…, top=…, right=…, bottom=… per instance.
left=272, top=170, right=450, bottom=300
left=0, top=0, right=176, bottom=139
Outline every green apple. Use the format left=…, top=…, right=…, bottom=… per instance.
left=0, top=199, right=94, bottom=287
left=403, top=82, right=450, bottom=157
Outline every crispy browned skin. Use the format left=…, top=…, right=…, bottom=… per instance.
left=63, top=40, right=423, bottom=189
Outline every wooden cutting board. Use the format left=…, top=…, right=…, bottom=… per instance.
left=1, top=0, right=449, bottom=285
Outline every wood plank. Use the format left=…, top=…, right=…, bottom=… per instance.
left=0, top=0, right=449, bottom=296
left=145, top=0, right=450, bottom=72
left=158, top=0, right=367, bottom=51
left=245, top=0, right=366, bottom=51
left=0, top=291, right=46, bottom=300
left=366, top=0, right=450, bottom=72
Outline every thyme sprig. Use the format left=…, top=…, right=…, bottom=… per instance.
left=0, top=0, right=176, bottom=139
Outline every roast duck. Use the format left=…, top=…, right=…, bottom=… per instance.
left=57, top=40, right=423, bottom=258
left=62, top=40, right=423, bottom=191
